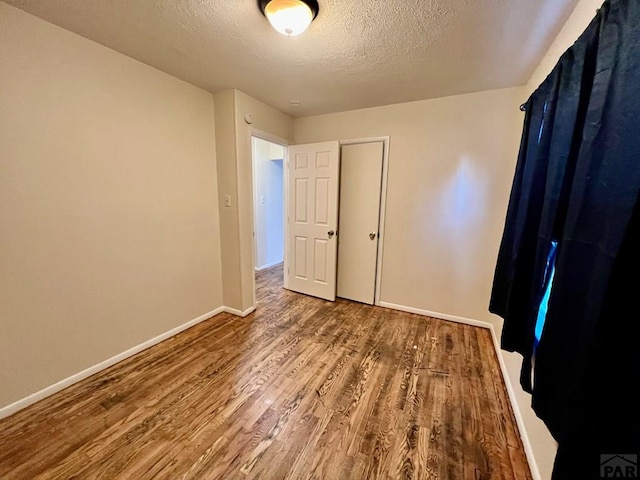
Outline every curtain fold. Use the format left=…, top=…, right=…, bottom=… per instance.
left=490, top=10, right=603, bottom=391
left=490, top=0, right=640, bottom=477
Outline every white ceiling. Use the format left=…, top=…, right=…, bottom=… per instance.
left=4, top=0, right=579, bottom=117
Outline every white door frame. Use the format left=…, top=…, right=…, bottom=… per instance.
left=339, top=136, right=390, bottom=306
left=249, top=128, right=290, bottom=307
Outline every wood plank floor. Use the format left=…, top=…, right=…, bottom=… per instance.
left=0, top=263, right=532, bottom=479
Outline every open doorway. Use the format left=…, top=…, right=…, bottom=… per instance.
left=252, top=136, right=285, bottom=294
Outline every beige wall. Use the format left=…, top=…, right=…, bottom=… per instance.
left=294, top=87, right=524, bottom=326
left=214, top=89, right=293, bottom=312
left=0, top=3, right=223, bottom=408
left=214, top=90, right=243, bottom=310
left=235, top=91, right=293, bottom=310
left=526, top=0, right=605, bottom=93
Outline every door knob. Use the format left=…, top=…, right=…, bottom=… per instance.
left=328, top=230, right=335, bottom=239
left=369, top=232, right=377, bottom=240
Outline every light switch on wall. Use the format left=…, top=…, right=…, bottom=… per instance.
left=224, top=195, right=231, bottom=207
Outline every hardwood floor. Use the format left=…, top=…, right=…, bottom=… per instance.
left=0, top=263, right=532, bottom=479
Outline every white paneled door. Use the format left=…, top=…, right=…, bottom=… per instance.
left=285, top=141, right=340, bottom=301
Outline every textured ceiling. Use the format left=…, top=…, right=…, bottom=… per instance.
left=4, top=0, right=579, bottom=117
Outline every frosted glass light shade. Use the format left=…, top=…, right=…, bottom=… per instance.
left=264, top=0, right=315, bottom=36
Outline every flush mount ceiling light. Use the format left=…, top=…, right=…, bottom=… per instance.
left=259, top=0, right=319, bottom=37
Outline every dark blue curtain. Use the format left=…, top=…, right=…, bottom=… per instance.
left=490, top=1, right=640, bottom=477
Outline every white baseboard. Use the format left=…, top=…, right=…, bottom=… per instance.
left=0, top=304, right=259, bottom=420
left=377, top=300, right=540, bottom=480
left=378, top=301, right=494, bottom=329
left=255, top=261, right=283, bottom=272
left=488, top=325, right=541, bottom=480
left=223, top=306, right=256, bottom=317
left=0, top=307, right=225, bottom=420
